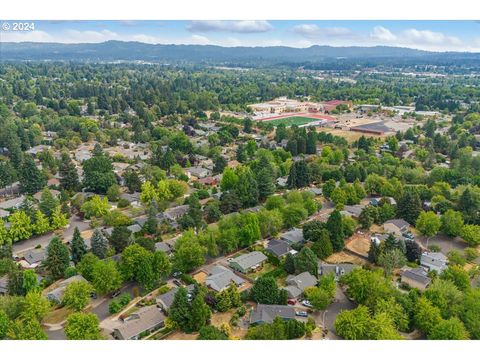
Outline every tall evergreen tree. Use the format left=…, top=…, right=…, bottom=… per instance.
left=306, top=131, right=317, bottom=154
left=257, top=168, right=276, bottom=200
left=19, top=155, right=47, bottom=194
left=71, top=227, right=87, bottom=264
left=396, top=187, right=422, bottom=225
left=39, top=188, right=59, bottom=218
left=91, top=229, right=109, bottom=259
left=234, top=167, right=259, bottom=208
left=109, top=226, right=132, bottom=254
left=46, top=236, right=70, bottom=279
left=59, top=152, right=79, bottom=192
left=287, top=160, right=310, bottom=189
left=326, top=210, right=344, bottom=252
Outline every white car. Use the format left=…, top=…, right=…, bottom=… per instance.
left=302, top=300, right=313, bottom=308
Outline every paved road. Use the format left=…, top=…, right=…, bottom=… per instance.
left=416, top=234, right=467, bottom=254
left=311, top=285, right=355, bottom=340
left=46, top=327, right=66, bottom=340
left=91, top=282, right=138, bottom=322
left=12, top=215, right=90, bottom=255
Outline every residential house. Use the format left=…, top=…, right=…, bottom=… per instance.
left=341, top=204, right=365, bottom=219
left=401, top=267, right=431, bottom=291
left=383, top=219, right=410, bottom=237
left=250, top=304, right=296, bottom=325
left=280, top=228, right=304, bottom=246
left=205, top=265, right=245, bottom=292
left=113, top=305, right=166, bottom=340
left=186, top=166, right=211, bottom=179
left=318, top=262, right=358, bottom=280
left=229, top=251, right=267, bottom=273
left=0, top=195, right=25, bottom=210
left=45, top=275, right=89, bottom=303
left=265, top=239, right=291, bottom=258
left=22, top=248, right=47, bottom=268
left=420, top=252, right=448, bottom=274
left=154, top=242, right=172, bottom=256
left=156, top=285, right=195, bottom=312
left=284, top=272, right=317, bottom=299
left=161, top=205, right=189, bottom=222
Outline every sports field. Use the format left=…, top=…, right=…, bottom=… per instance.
left=262, top=116, right=324, bottom=127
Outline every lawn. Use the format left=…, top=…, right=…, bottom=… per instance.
left=43, top=306, right=74, bottom=325
left=262, top=116, right=320, bottom=127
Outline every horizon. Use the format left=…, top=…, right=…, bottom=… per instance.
left=2, top=20, right=480, bottom=52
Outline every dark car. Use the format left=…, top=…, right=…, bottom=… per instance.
left=110, top=289, right=121, bottom=298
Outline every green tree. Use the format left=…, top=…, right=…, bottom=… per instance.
left=22, top=269, right=39, bottom=294
left=414, top=297, right=442, bottom=336
left=173, top=232, right=206, bottom=273
left=83, top=151, right=116, bottom=194
left=378, top=248, right=406, bottom=276
left=59, top=152, right=79, bottom=191
left=294, top=247, right=318, bottom=276
left=91, top=260, right=122, bottom=295
left=8, top=211, right=33, bottom=242
left=250, top=277, right=287, bottom=305
left=197, top=325, right=228, bottom=340
left=71, top=227, right=87, bottom=264
left=45, top=236, right=70, bottom=279
left=62, top=281, right=94, bottom=311
left=109, top=225, right=132, bottom=253
left=39, top=188, right=59, bottom=218
left=65, top=312, right=103, bottom=340
left=33, top=210, right=50, bottom=235
left=461, top=224, right=480, bottom=246
left=311, top=230, right=333, bottom=259
left=428, top=317, right=469, bottom=340
left=326, top=210, right=344, bottom=252
left=19, top=155, right=47, bottom=194
left=22, top=291, right=51, bottom=321
left=287, top=160, right=310, bottom=189
left=396, top=187, right=422, bottom=225
left=416, top=211, right=441, bottom=238
left=91, top=229, right=109, bottom=259
left=460, top=289, right=480, bottom=339
left=81, top=195, right=110, bottom=219
left=441, top=210, right=464, bottom=237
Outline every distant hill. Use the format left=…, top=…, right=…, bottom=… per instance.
left=1, top=41, right=480, bottom=64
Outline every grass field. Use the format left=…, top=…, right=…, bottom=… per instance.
left=262, top=116, right=321, bottom=127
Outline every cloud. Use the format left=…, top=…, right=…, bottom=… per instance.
left=402, top=29, right=462, bottom=46
left=292, top=24, right=352, bottom=39
left=186, top=20, right=273, bottom=34
left=370, top=26, right=397, bottom=41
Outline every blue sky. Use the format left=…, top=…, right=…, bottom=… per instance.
left=3, top=20, right=480, bottom=51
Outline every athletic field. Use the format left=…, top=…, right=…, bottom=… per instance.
left=261, top=116, right=328, bottom=127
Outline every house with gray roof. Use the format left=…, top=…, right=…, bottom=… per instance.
left=154, top=242, right=172, bottom=256
left=186, top=166, right=211, bottom=179
left=250, top=304, right=296, bottom=325
left=341, top=204, right=365, bottom=219
left=383, top=219, right=410, bottom=236
left=318, top=262, right=359, bottom=280
left=161, top=205, right=189, bottom=221
left=113, top=305, right=166, bottom=340
left=280, top=228, right=304, bottom=245
left=156, top=285, right=195, bottom=312
left=23, top=248, right=47, bottom=268
left=420, top=252, right=448, bottom=274
left=0, top=195, right=25, bottom=210
left=284, top=272, right=317, bottom=299
left=45, top=275, right=89, bottom=303
left=205, top=265, right=245, bottom=292
left=401, top=267, right=431, bottom=291
left=229, top=251, right=267, bottom=273
left=266, top=239, right=291, bottom=258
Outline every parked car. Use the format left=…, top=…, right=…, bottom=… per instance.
left=302, top=300, right=313, bottom=308
left=173, top=279, right=182, bottom=287
left=402, top=232, right=414, bottom=240
left=173, top=271, right=182, bottom=278
left=110, top=289, right=121, bottom=298
left=287, top=299, right=297, bottom=305
left=296, top=311, right=308, bottom=317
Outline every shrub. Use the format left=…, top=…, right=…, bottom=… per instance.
left=117, top=198, right=130, bottom=208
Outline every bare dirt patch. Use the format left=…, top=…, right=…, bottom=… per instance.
left=193, top=270, right=208, bottom=284
left=164, top=331, right=198, bottom=340
left=43, top=307, right=74, bottom=325
left=325, top=251, right=367, bottom=265
left=345, top=234, right=371, bottom=257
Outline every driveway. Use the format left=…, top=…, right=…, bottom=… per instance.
left=46, top=327, right=66, bottom=340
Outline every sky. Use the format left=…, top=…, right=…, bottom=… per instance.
left=2, top=20, right=480, bottom=52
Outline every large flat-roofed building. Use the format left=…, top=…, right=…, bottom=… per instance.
left=249, top=97, right=323, bottom=115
